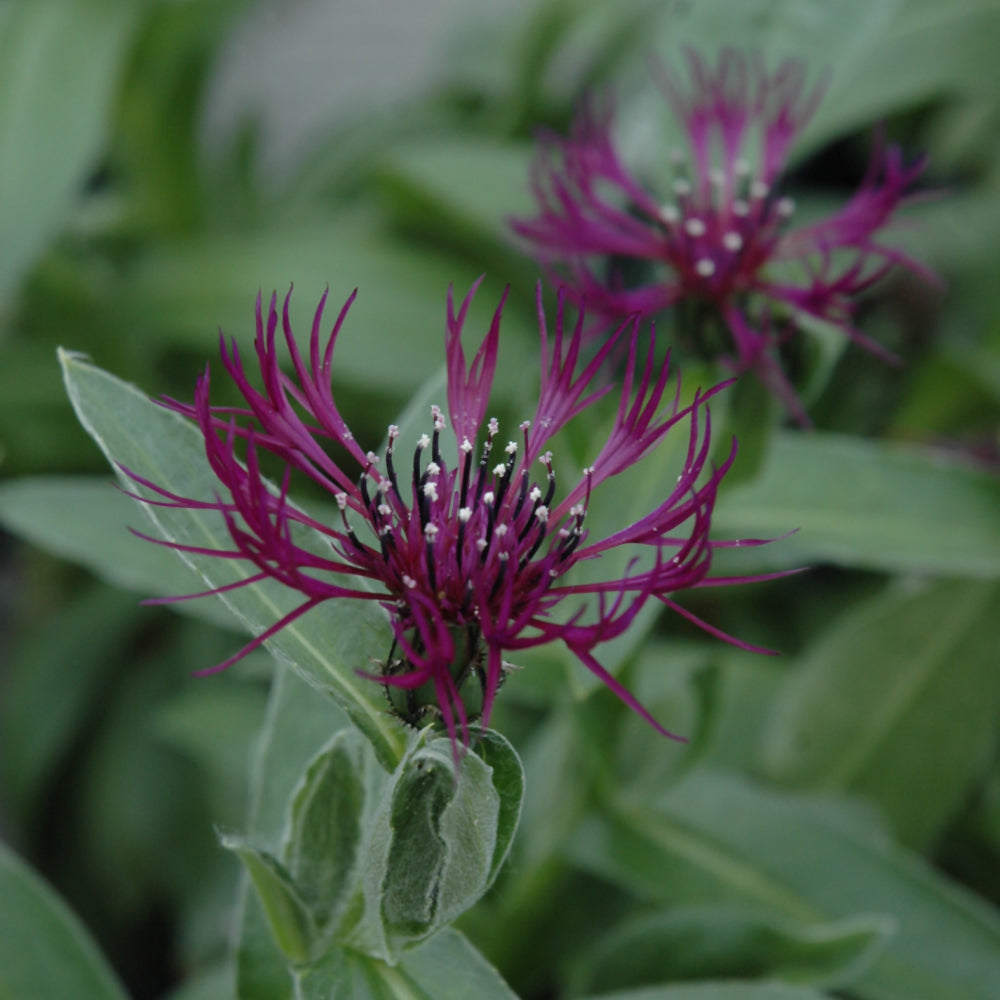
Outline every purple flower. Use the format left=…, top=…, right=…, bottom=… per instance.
left=512, top=48, right=933, bottom=421
left=127, top=281, right=768, bottom=748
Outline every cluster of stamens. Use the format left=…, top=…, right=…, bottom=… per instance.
left=334, top=406, right=589, bottom=622
left=655, top=152, right=796, bottom=294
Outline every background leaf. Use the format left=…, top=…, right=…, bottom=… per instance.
left=576, top=983, right=832, bottom=1000
left=712, top=432, right=1000, bottom=577
left=761, top=578, right=1000, bottom=848
left=0, top=476, right=232, bottom=624
left=0, top=841, right=129, bottom=1000
left=570, top=770, right=1000, bottom=1000
left=0, top=0, right=141, bottom=309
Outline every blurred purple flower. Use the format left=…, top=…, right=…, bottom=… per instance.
left=512, top=48, right=933, bottom=421
left=127, top=282, right=770, bottom=748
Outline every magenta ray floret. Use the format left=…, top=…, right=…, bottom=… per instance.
left=512, top=47, right=933, bottom=421
left=130, top=281, right=768, bottom=748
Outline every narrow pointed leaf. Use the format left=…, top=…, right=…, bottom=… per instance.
left=713, top=433, right=1000, bottom=577
left=225, top=841, right=318, bottom=964
left=570, top=771, right=1000, bottom=1000
left=59, top=349, right=407, bottom=770
left=762, top=579, right=1000, bottom=847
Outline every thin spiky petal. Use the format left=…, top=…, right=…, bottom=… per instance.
left=128, top=283, right=770, bottom=754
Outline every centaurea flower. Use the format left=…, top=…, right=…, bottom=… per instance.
left=126, top=281, right=767, bottom=748
left=512, top=48, right=933, bottom=421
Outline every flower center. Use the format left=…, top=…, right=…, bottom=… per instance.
left=338, top=409, right=587, bottom=617
left=655, top=152, right=796, bottom=295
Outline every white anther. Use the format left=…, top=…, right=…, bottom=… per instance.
left=488, top=417, right=499, bottom=434
left=377, top=480, right=390, bottom=494
left=379, top=524, right=393, bottom=536
left=483, top=491, right=495, bottom=506
left=535, top=506, right=550, bottom=523
left=460, top=437, right=473, bottom=453
left=540, top=451, right=553, bottom=465
left=387, top=424, right=399, bottom=440
left=476, top=537, right=488, bottom=552
left=378, top=504, right=392, bottom=516
left=403, top=575, right=417, bottom=588
left=520, top=420, right=531, bottom=431
left=335, top=492, right=348, bottom=510
left=495, top=524, right=508, bottom=537
left=583, top=466, right=595, bottom=477
left=684, top=218, right=706, bottom=237
left=458, top=507, right=473, bottom=522
left=493, top=463, right=507, bottom=476
left=366, top=451, right=379, bottom=465
left=529, top=486, right=542, bottom=502
left=431, top=405, right=446, bottom=429
left=505, top=441, right=518, bottom=455
left=424, top=523, right=439, bottom=539
left=723, top=231, right=743, bottom=252
left=750, top=179, right=769, bottom=199
left=418, top=433, right=430, bottom=450
left=498, top=551, right=509, bottom=562
left=423, top=483, right=438, bottom=501
left=659, top=204, right=680, bottom=224
left=570, top=504, right=585, bottom=518
left=695, top=258, right=716, bottom=277
left=776, top=196, right=795, bottom=216
left=425, top=461, right=440, bottom=476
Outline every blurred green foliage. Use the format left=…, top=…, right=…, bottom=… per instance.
left=1, top=1, right=1000, bottom=999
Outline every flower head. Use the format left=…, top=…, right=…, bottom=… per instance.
left=127, top=281, right=767, bottom=749
left=512, top=47, right=932, bottom=421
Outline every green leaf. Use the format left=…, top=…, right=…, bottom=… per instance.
left=810, top=1, right=1000, bottom=143
left=570, top=906, right=892, bottom=995
left=107, top=215, right=535, bottom=398
left=349, top=729, right=523, bottom=962
left=474, top=729, right=526, bottom=885
left=59, top=349, right=407, bottom=770
left=0, top=0, right=141, bottom=307
left=225, top=840, right=319, bottom=964
left=0, top=581, right=139, bottom=821
left=285, top=730, right=377, bottom=929
left=237, top=669, right=351, bottom=1000
left=0, top=476, right=234, bottom=626
left=570, top=771, right=1000, bottom=1000
left=761, top=579, right=1000, bottom=848
left=295, top=928, right=517, bottom=1000
left=712, top=432, right=1000, bottom=577
left=230, top=675, right=523, bottom=984
left=153, top=680, right=269, bottom=797
left=160, top=963, right=234, bottom=1000
left=576, top=983, right=831, bottom=1000
left=0, top=840, right=129, bottom=1000
left=374, top=137, right=535, bottom=272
